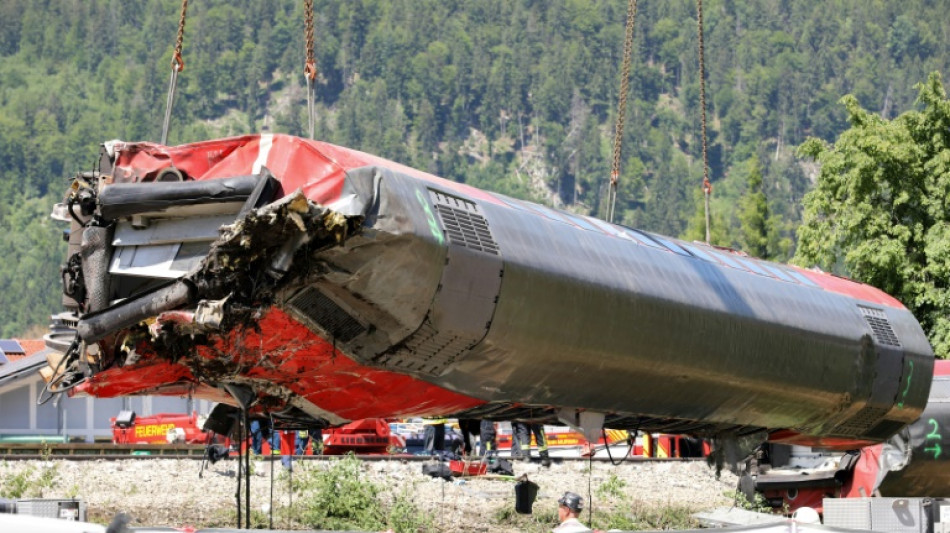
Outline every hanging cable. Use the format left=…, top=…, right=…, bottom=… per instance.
left=245, top=413, right=252, bottom=528
left=269, top=428, right=275, bottom=529
left=697, top=0, right=712, bottom=243
left=235, top=410, right=244, bottom=528
left=602, top=427, right=637, bottom=466
left=161, top=0, right=188, bottom=146
left=303, top=0, right=317, bottom=139
left=587, top=451, right=594, bottom=527
left=607, top=0, right=638, bottom=224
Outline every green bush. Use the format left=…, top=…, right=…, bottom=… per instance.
left=294, top=454, right=431, bottom=532
left=1, top=464, right=35, bottom=498
left=297, top=454, right=382, bottom=530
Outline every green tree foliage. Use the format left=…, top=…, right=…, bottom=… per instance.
left=738, top=157, right=770, bottom=259
left=1, top=0, right=950, bottom=335
left=795, top=72, right=950, bottom=357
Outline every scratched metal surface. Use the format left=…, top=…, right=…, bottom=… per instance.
left=314, top=167, right=933, bottom=442
left=57, top=136, right=935, bottom=447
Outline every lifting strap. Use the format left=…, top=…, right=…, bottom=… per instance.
left=161, top=0, right=188, bottom=146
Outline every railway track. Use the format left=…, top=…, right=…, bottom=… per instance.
left=0, top=443, right=704, bottom=463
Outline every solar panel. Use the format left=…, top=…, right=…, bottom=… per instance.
left=0, top=350, right=8, bottom=364
left=0, top=340, right=24, bottom=353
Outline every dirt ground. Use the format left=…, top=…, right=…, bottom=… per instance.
left=0, top=456, right=739, bottom=531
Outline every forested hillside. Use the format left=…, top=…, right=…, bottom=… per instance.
left=0, top=0, right=947, bottom=337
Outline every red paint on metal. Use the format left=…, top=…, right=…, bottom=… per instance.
left=797, top=268, right=905, bottom=309
left=76, top=360, right=196, bottom=397
left=111, top=412, right=213, bottom=445
left=194, top=307, right=485, bottom=420
left=841, top=443, right=883, bottom=499
left=111, top=134, right=503, bottom=207
left=74, top=307, right=485, bottom=422
left=322, top=419, right=403, bottom=455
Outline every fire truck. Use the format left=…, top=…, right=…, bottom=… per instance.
left=111, top=411, right=213, bottom=445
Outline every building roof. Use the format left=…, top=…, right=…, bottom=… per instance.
left=4, top=339, right=47, bottom=363
left=0, top=339, right=53, bottom=388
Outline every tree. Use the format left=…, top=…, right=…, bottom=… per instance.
left=681, top=186, right=730, bottom=247
left=794, top=72, right=950, bottom=357
left=737, top=156, right=770, bottom=259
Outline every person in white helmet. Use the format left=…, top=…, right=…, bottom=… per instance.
left=554, top=491, right=591, bottom=532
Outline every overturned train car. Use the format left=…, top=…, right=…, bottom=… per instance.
left=45, top=134, right=933, bottom=448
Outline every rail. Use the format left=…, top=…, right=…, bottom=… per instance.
left=0, top=443, right=705, bottom=462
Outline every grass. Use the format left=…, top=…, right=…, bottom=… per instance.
left=0, top=462, right=59, bottom=498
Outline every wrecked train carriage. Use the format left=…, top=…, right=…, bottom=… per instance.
left=47, top=134, right=933, bottom=446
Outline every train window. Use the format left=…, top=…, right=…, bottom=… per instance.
left=785, top=268, right=821, bottom=288
left=733, top=256, right=773, bottom=277
left=532, top=204, right=576, bottom=226
left=583, top=216, right=632, bottom=239
left=496, top=195, right=541, bottom=215
left=709, top=250, right=748, bottom=271
left=758, top=263, right=797, bottom=283
left=648, top=234, right=692, bottom=256
left=681, top=244, right=721, bottom=264
left=563, top=213, right=601, bottom=232
left=621, top=228, right=663, bottom=248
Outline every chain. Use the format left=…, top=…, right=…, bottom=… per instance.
left=173, top=0, right=188, bottom=71
left=162, top=0, right=188, bottom=145
left=304, top=0, right=317, bottom=139
left=607, top=0, right=638, bottom=224
left=304, top=0, right=316, bottom=78
left=697, top=0, right=712, bottom=243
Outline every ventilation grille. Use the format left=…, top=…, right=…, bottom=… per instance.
left=287, top=287, right=365, bottom=343
left=375, top=321, right=476, bottom=376
left=833, top=406, right=890, bottom=437
left=430, top=190, right=499, bottom=255
left=860, top=306, right=901, bottom=347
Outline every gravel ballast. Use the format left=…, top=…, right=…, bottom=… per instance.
left=0, top=456, right=739, bottom=531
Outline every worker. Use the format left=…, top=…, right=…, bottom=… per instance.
left=480, top=419, right=497, bottom=457
left=511, top=422, right=552, bottom=467
left=458, top=419, right=481, bottom=457
left=296, top=427, right=323, bottom=455
left=422, top=416, right=446, bottom=455
left=249, top=418, right=281, bottom=457
left=554, top=491, right=591, bottom=533
left=250, top=419, right=265, bottom=456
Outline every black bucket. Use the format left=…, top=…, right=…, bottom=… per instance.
left=514, top=479, right=539, bottom=514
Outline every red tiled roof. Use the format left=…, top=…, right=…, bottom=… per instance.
left=5, top=339, right=46, bottom=363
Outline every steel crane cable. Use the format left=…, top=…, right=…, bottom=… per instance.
left=304, top=0, right=318, bottom=139
left=161, top=0, right=188, bottom=146
left=697, top=0, right=712, bottom=243
left=607, top=0, right=638, bottom=224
